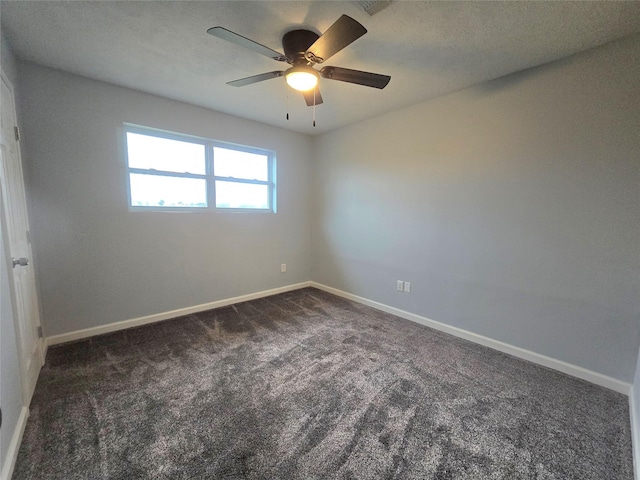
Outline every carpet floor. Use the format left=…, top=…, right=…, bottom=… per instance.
left=13, top=288, right=633, bottom=479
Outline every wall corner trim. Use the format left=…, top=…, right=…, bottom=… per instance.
left=310, top=282, right=631, bottom=395
left=0, top=406, right=29, bottom=480
left=46, top=282, right=313, bottom=346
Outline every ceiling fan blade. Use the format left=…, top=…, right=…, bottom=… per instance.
left=207, top=27, right=287, bottom=62
left=302, top=88, right=323, bottom=106
left=227, top=71, right=284, bottom=87
left=320, top=66, right=390, bottom=89
left=305, top=15, right=367, bottom=64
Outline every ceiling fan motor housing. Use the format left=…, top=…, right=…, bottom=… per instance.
left=282, top=30, right=320, bottom=65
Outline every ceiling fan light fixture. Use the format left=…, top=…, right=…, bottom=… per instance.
left=285, top=66, right=319, bottom=91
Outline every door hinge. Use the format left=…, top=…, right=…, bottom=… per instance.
left=37, top=326, right=43, bottom=338
left=14, top=125, right=20, bottom=141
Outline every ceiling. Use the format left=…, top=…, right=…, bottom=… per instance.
left=2, top=1, right=640, bottom=136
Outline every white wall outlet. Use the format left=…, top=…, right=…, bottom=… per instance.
left=397, top=280, right=404, bottom=291
left=404, top=282, right=411, bottom=293
left=281, top=263, right=287, bottom=273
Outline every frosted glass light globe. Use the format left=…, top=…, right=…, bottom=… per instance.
left=285, top=67, right=319, bottom=91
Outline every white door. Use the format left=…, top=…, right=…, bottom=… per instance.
left=0, top=72, right=44, bottom=404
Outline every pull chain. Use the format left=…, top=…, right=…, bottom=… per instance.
left=286, top=86, right=289, bottom=120
left=313, top=88, right=316, bottom=127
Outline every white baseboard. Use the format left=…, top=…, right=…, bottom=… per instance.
left=46, top=282, right=312, bottom=346
left=44, top=279, right=630, bottom=396
left=631, top=386, right=640, bottom=480
left=0, top=406, right=29, bottom=480
left=310, top=282, right=631, bottom=395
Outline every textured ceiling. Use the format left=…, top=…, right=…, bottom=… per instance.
left=2, top=1, right=640, bottom=135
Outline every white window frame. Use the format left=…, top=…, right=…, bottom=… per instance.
left=124, top=124, right=276, bottom=213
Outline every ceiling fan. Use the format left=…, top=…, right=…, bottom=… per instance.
left=207, top=15, right=391, bottom=107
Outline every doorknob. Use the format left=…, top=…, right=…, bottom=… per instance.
left=12, top=257, right=29, bottom=268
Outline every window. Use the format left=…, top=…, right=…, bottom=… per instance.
left=124, top=125, right=275, bottom=212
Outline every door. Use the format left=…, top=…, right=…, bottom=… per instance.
left=0, top=72, right=44, bottom=404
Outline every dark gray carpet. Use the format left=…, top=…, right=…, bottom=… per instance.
left=13, top=288, right=633, bottom=479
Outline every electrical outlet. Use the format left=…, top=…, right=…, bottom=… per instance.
left=397, top=280, right=404, bottom=291
left=404, top=282, right=411, bottom=293
left=281, top=263, right=287, bottom=273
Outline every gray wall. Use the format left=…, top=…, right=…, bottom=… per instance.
left=0, top=34, right=25, bottom=475
left=12, top=32, right=640, bottom=383
left=18, top=63, right=313, bottom=337
left=311, top=34, right=640, bottom=382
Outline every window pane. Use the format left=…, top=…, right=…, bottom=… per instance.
left=213, top=147, right=268, bottom=181
left=127, top=132, right=205, bottom=174
left=130, top=174, right=207, bottom=208
left=215, top=181, right=269, bottom=209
